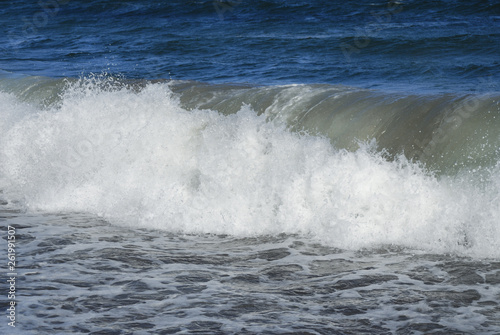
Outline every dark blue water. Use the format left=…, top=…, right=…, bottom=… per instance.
left=2, top=0, right=499, bottom=92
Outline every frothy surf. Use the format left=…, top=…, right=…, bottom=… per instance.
left=0, top=75, right=499, bottom=258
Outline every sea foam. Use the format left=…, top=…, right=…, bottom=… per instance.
left=0, top=79, right=499, bottom=257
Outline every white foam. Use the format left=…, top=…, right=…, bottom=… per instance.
left=1, top=81, right=499, bottom=258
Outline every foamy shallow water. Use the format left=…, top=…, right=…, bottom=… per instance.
left=2, top=207, right=500, bottom=334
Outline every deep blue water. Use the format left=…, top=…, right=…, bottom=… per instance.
left=1, top=0, right=499, bottom=92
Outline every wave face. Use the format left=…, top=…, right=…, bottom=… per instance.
left=1, top=75, right=500, bottom=257
left=171, top=80, right=500, bottom=175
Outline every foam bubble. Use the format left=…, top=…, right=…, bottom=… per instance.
left=1, top=80, right=499, bottom=257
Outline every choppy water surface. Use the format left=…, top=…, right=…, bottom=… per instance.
left=1, top=0, right=499, bottom=93
left=2, top=206, right=500, bottom=334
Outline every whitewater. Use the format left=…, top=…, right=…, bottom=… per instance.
left=1, top=0, right=500, bottom=333
left=0, top=75, right=499, bottom=258
left=1, top=76, right=500, bottom=334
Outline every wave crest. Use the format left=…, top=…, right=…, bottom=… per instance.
left=1, top=77, right=500, bottom=257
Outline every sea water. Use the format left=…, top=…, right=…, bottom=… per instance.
left=1, top=1, right=500, bottom=334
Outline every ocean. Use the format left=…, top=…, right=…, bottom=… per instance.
left=1, top=0, right=500, bottom=334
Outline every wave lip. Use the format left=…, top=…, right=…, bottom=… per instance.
left=0, top=76, right=499, bottom=258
